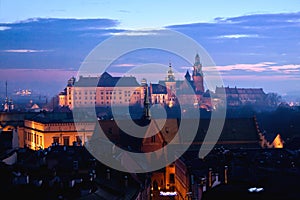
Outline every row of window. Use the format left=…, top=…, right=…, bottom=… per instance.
left=73, top=90, right=140, bottom=95
left=25, top=131, right=43, bottom=146
left=52, top=135, right=92, bottom=146
left=25, top=131, right=82, bottom=147
left=73, top=95, right=140, bottom=102
left=74, top=100, right=140, bottom=105
left=52, top=136, right=70, bottom=146
left=74, top=95, right=139, bottom=100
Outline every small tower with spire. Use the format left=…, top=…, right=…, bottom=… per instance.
left=166, top=62, right=175, bottom=82
left=165, top=63, right=177, bottom=106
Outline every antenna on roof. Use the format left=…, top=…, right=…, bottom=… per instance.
left=5, top=80, right=7, bottom=99
left=143, top=84, right=151, bottom=120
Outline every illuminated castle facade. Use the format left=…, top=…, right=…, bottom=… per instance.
left=59, top=53, right=268, bottom=110
left=58, top=54, right=211, bottom=110
left=59, top=72, right=145, bottom=110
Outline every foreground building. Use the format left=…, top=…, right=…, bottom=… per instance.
left=0, top=145, right=150, bottom=200
left=18, top=112, right=95, bottom=150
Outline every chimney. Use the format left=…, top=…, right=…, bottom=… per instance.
left=215, top=173, right=219, bottom=183
left=124, top=175, right=128, bottom=187
left=211, top=173, right=221, bottom=188
left=224, top=165, right=228, bottom=184
left=208, top=168, right=213, bottom=188
left=200, top=177, right=206, bottom=192
left=106, top=169, right=110, bottom=180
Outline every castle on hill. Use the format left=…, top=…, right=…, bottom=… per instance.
left=58, top=54, right=269, bottom=110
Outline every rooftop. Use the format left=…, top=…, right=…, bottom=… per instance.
left=74, top=72, right=140, bottom=87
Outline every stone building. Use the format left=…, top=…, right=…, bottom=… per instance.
left=59, top=72, right=144, bottom=109
left=214, top=86, right=267, bottom=107
left=18, top=112, right=95, bottom=150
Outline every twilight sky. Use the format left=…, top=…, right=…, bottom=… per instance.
left=0, top=0, right=299, bottom=99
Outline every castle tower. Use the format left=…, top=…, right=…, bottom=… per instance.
left=165, top=63, right=176, bottom=95
left=192, top=53, right=204, bottom=93
left=166, top=62, right=175, bottom=82
left=165, top=63, right=177, bottom=106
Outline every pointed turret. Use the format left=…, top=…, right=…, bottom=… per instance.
left=67, top=76, right=76, bottom=86
left=195, top=53, right=201, bottom=66
left=185, top=70, right=191, bottom=81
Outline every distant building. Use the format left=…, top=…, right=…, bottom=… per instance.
left=215, top=86, right=267, bottom=107
left=2, top=97, right=14, bottom=112
left=58, top=54, right=214, bottom=110
left=58, top=53, right=272, bottom=111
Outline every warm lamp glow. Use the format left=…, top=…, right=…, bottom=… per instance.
left=273, top=134, right=284, bottom=148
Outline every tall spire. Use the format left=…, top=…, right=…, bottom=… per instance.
left=166, top=62, right=175, bottom=81
left=5, top=80, right=8, bottom=99
left=193, top=53, right=203, bottom=76
left=3, top=80, right=14, bottom=112
left=143, top=84, right=151, bottom=120
left=195, top=53, right=200, bottom=66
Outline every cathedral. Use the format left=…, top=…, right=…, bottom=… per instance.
left=149, top=53, right=212, bottom=109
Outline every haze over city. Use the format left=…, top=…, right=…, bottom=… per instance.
left=1, top=2, right=300, bottom=200
left=0, top=0, right=299, bottom=99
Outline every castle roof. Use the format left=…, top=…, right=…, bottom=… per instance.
left=74, top=72, right=140, bottom=87
left=25, top=112, right=75, bottom=123
left=215, top=86, right=266, bottom=95
left=151, top=84, right=167, bottom=94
